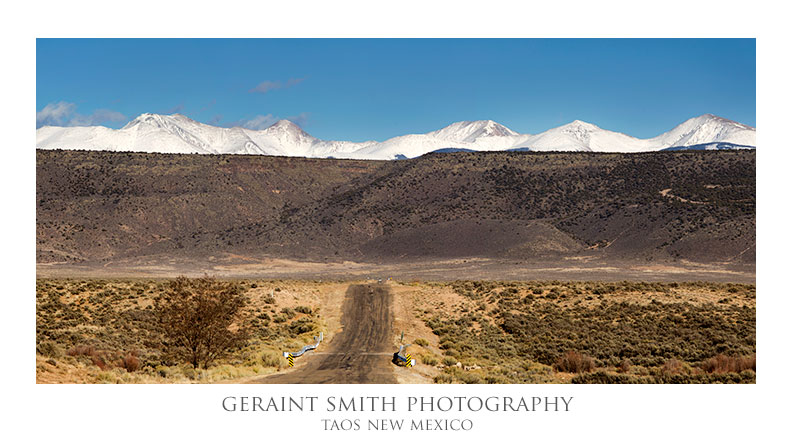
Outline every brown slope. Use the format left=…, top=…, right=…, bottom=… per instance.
left=36, top=150, right=390, bottom=263
left=360, top=219, right=584, bottom=259
left=36, top=149, right=755, bottom=267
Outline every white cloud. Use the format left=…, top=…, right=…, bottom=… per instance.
left=230, top=114, right=278, bottom=130
left=69, top=109, right=127, bottom=126
left=36, top=102, right=77, bottom=127
left=286, top=112, right=310, bottom=128
left=225, top=112, right=309, bottom=130
left=36, top=102, right=126, bottom=128
left=249, top=81, right=281, bottom=94
left=285, top=77, right=305, bottom=88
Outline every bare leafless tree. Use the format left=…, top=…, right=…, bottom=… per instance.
left=155, top=276, right=249, bottom=369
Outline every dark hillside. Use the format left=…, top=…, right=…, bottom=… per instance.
left=37, top=149, right=755, bottom=267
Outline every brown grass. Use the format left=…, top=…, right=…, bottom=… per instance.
left=120, top=352, right=141, bottom=372
left=91, top=355, right=109, bottom=370
left=554, top=351, right=595, bottom=373
left=66, top=345, right=140, bottom=372
left=67, top=345, right=96, bottom=357
left=661, top=359, right=687, bottom=375
left=702, top=354, right=756, bottom=374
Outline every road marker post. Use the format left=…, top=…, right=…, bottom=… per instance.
left=282, top=332, right=323, bottom=367
left=393, top=344, right=416, bottom=368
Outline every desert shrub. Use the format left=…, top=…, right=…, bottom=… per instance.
left=67, top=344, right=96, bottom=357
left=420, top=354, right=439, bottom=366
left=572, top=371, right=646, bottom=384
left=485, top=375, right=508, bottom=384
left=288, top=318, right=316, bottom=335
left=442, top=356, right=458, bottom=367
left=661, top=358, right=688, bottom=375
left=91, top=354, right=109, bottom=370
left=496, top=296, right=754, bottom=368
left=261, top=351, right=283, bottom=368
left=120, top=352, right=140, bottom=372
left=182, top=366, right=197, bottom=380
left=414, top=338, right=429, bottom=347
left=439, top=340, right=455, bottom=350
left=294, top=306, right=312, bottom=315
left=280, top=307, right=295, bottom=318
left=701, top=354, right=756, bottom=373
left=459, top=372, right=482, bottom=384
left=434, top=374, right=454, bottom=384
left=37, top=341, right=62, bottom=358
left=554, top=351, right=595, bottom=373
left=654, top=371, right=755, bottom=384
left=617, top=359, right=632, bottom=373
left=570, top=369, right=755, bottom=384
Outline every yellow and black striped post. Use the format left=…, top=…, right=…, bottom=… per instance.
left=286, top=353, right=294, bottom=367
left=404, top=353, right=413, bottom=367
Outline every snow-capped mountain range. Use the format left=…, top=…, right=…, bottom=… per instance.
left=36, top=113, right=755, bottom=160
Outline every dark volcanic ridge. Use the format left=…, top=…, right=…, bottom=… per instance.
left=37, top=149, right=755, bottom=273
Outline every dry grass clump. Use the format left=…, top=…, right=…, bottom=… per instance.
left=66, top=345, right=141, bottom=372
left=67, top=345, right=108, bottom=370
left=420, top=353, right=439, bottom=366
left=553, top=351, right=595, bottom=373
left=67, top=344, right=96, bottom=357
left=661, top=358, right=688, bottom=375
left=260, top=351, right=285, bottom=368
left=120, top=352, right=141, bottom=372
left=702, top=354, right=755, bottom=374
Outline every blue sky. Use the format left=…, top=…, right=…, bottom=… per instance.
left=36, top=39, right=755, bottom=141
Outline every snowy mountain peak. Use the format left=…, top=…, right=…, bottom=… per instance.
left=653, top=114, right=756, bottom=148
left=474, top=120, right=519, bottom=138
left=558, top=120, right=603, bottom=132
left=262, top=119, right=315, bottom=143
left=123, top=113, right=195, bottom=129
left=565, top=119, right=599, bottom=128
left=693, top=113, right=754, bottom=130
left=430, top=120, right=519, bottom=142
left=269, top=119, right=302, bottom=129
left=36, top=113, right=755, bottom=160
left=122, top=113, right=156, bottom=128
left=548, top=120, right=607, bottom=146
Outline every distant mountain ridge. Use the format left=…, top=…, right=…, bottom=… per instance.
left=36, top=113, right=756, bottom=160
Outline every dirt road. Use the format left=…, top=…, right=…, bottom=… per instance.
left=256, top=283, right=397, bottom=383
